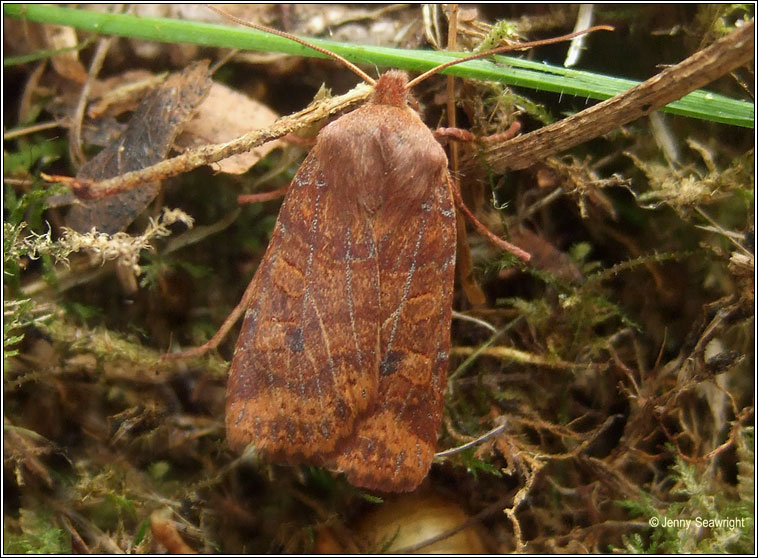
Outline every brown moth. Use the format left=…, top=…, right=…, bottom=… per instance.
left=226, top=68, right=456, bottom=492
left=199, top=8, right=609, bottom=492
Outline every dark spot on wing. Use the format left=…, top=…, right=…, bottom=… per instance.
left=380, top=350, right=403, bottom=376
left=285, top=327, right=305, bottom=353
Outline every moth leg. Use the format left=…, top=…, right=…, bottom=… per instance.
left=479, top=121, right=522, bottom=144
left=280, top=133, right=316, bottom=148
left=435, top=121, right=529, bottom=262
left=446, top=172, right=531, bottom=263
left=237, top=184, right=288, bottom=205
left=433, top=127, right=476, bottom=143
left=162, top=273, right=259, bottom=360
left=433, top=121, right=521, bottom=144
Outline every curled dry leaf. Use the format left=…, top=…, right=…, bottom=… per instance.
left=3, top=19, right=86, bottom=83
left=42, top=23, right=88, bottom=83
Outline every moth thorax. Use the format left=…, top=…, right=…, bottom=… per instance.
left=372, top=70, right=410, bottom=107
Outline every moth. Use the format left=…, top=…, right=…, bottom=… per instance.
left=182, top=8, right=606, bottom=492
left=226, top=67, right=456, bottom=492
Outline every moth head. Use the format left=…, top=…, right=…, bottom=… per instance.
left=371, top=70, right=414, bottom=108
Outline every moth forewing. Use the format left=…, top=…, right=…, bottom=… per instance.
left=225, top=142, right=382, bottom=462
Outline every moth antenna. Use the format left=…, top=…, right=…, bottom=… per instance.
left=406, top=25, right=614, bottom=89
left=208, top=5, right=377, bottom=86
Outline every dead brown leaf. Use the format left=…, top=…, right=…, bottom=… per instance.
left=178, top=82, right=282, bottom=175
left=64, top=60, right=213, bottom=234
